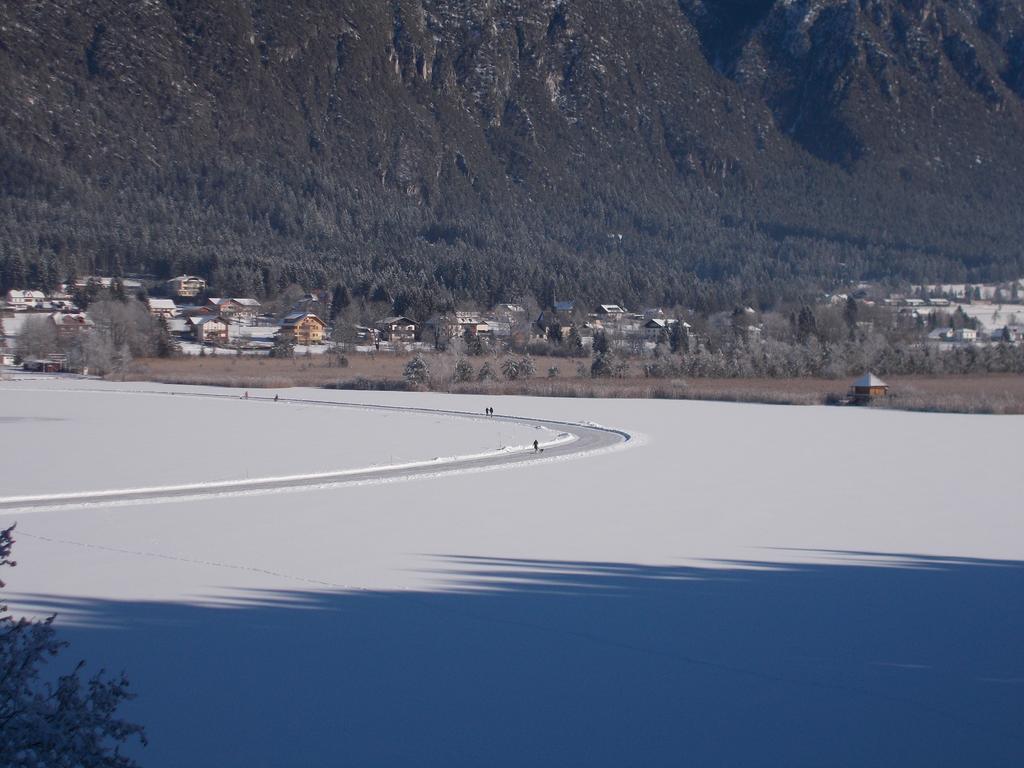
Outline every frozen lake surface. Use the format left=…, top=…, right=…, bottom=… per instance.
left=1, top=379, right=1022, bottom=767
left=0, top=382, right=543, bottom=496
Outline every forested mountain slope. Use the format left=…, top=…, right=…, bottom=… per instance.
left=2, top=0, right=1023, bottom=312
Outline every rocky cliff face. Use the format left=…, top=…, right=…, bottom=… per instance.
left=1, top=1, right=1022, bottom=306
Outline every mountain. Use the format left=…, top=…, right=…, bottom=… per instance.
left=2, top=0, right=1023, bottom=312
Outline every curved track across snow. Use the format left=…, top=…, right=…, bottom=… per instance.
left=0, top=387, right=631, bottom=512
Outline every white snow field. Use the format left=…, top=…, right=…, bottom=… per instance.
left=0, top=382, right=547, bottom=497
left=1, top=380, right=1023, bottom=767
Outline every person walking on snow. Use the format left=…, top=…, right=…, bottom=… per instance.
left=533, top=439, right=539, bottom=452
left=243, top=391, right=249, bottom=400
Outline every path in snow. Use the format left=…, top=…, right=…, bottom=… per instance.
left=0, top=387, right=631, bottom=512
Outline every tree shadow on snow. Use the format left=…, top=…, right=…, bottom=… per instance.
left=15, top=551, right=1024, bottom=768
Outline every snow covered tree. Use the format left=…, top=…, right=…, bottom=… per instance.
left=453, top=357, right=474, bottom=383
left=270, top=332, right=296, bottom=358
left=500, top=356, right=519, bottom=381
left=518, top=355, right=536, bottom=379
left=463, top=328, right=484, bottom=356
left=403, top=354, right=430, bottom=386
left=0, top=524, right=146, bottom=766
left=15, top=316, right=59, bottom=361
left=565, top=326, right=584, bottom=357
left=154, top=317, right=181, bottom=358
left=477, top=361, right=497, bottom=382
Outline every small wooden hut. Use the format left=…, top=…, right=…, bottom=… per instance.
left=850, top=372, right=889, bottom=403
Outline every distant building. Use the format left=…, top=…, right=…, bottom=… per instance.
left=850, top=373, right=888, bottom=403
left=22, top=358, right=63, bottom=373
left=280, top=312, right=327, bottom=345
left=48, top=312, right=94, bottom=337
left=147, top=298, right=179, bottom=318
left=643, top=318, right=686, bottom=340
left=188, top=315, right=230, bottom=344
left=7, top=290, right=45, bottom=310
left=167, top=275, right=207, bottom=298
left=207, top=298, right=260, bottom=326
left=377, top=316, right=418, bottom=343
left=596, top=304, right=628, bottom=318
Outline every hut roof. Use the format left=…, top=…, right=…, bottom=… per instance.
left=853, top=372, right=888, bottom=388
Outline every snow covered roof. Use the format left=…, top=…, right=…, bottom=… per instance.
left=148, top=299, right=177, bottom=310
left=852, top=373, right=887, bottom=388
left=189, top=315, right=225, bottom=326
left=379, top=316, right=416, bottom=326
left=281, top=312, right=326, bottom=328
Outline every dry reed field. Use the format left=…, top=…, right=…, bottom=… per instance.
left=114, top=354, right=1024, bottom=413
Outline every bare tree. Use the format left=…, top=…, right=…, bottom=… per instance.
left=15, top=316, right=59, bottom=361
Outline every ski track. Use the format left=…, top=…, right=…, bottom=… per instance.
left=0, top=384, right=636, bottom=513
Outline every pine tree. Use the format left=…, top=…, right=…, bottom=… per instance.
left=403, top=354, right=430, bottom=386
left=477, top=361, right=497, bottom=382
left=844, top=296, right=859, bottom=329
left=453, top=357, right=474, bottom=382
left=592, top=330, right=609, bottom=355
left=565, top=326, right=585, bottom=356
left=329, top=283, right=351, bottom=321
left=154, top=317, right=181, bottom=358
left=0, top=524, right=146, bottom=765
left=463, top=328, right=484, bottom=356
left=270, top=332, right=296, bottom=358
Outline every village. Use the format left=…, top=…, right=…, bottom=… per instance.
left=1, top=274, right=1023, bottom=391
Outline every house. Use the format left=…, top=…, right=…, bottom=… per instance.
left=23, top=358, right=63, bottom=373
left=426, top=311, right=488, bottom=342
left=377, top=316, right=418, bottom=343
left=147, top=298, right=179, bottom=318
left=48, top=312, right=94, bottom=337
left=850, top=372, right=888, bottom=403
left=596, top=304, right=628, bottom=318
left=492, top=303, right=526, bottom=322
left=207, top=298, right=261, bottom=326
left=280, top=312, right=327, bottom=345
left=928, top=327, right=978, bottom=344
left=167, top=275, right=207, bottom=298
left=643, top=318, right=686, bottom=340
left=7, top=290, right=45, bottom=310
left=992, top=325, right=1024, bottom=343
left=188, top=315, right=230, bottom=343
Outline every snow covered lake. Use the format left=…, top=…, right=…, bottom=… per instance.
left=1, top=380, right=1022, bottom=766
left=0, top=382, right=543, bottom=496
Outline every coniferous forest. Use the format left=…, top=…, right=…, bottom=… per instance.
left=2, top=1, right=1023, bottom=312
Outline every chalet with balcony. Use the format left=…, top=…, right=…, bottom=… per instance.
left=377, top=316, right=418, bottom=343
left=207, top=298, right=261, bottom=326
left=167, top=275, right=207, bottom=298
left=280, top=312, right=327, bottom=345
left=7, top=290, right=45, bottom=310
